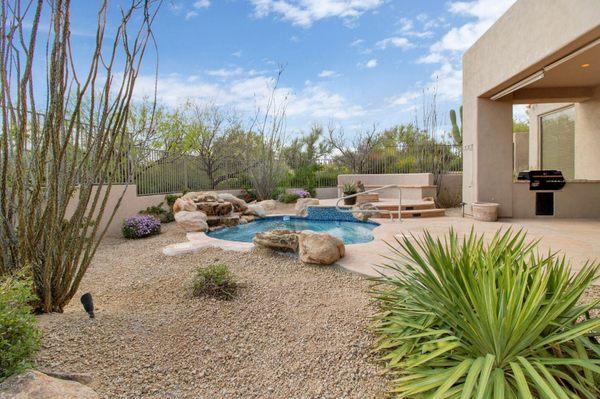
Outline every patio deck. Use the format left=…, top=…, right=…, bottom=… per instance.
left=340, top=216, right=600, bottom=285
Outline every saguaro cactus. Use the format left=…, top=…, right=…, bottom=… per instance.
left=449, top=106, right=463, bottom=146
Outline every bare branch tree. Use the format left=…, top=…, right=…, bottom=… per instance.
left=328, top=124, right=382, bottom=173
left=0, top=0, right=161, bottom=312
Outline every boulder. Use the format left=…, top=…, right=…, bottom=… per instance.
left=172, top=198, right=196, bottom=213
left=352, top=203, right=381, bottom=221
left=298, top=231, right=345, bottom=265
left=244, top=204, right=266, bottom=217
left=295, top=198, right=319, bottom=216
left=0, top=370, right=99, bottom=399
left=257, top=199, right=278, bottom=211
left=240, top=215, right=256, bottom=224
left=253, top=229, right=299, bottom=252
left=218, top=193, right=248, bottom=212
left=174, top=211, right=208, bottom=232
left=196, top=201, right=233, bottom=216
left=181, top=191, right=219, bottom=202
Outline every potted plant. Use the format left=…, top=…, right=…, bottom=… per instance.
left=343, top=182, right=358, bottom=205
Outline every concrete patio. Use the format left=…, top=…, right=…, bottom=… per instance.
left=339, top=216, right=600, bottom=285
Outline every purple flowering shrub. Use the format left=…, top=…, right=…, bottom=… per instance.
left=290, top=189, right=311, bottom=198
left=122, top=215, right=161, bottom=239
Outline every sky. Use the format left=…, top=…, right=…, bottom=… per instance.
left=66, top=0, right=519, bottom=138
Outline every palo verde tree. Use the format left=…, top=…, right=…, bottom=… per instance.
left=0, top=0, right=160, bottom=312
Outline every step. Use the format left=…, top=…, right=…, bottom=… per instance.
left=375, top=202, right=436, bottom=211
left=376, top=208, right=446, bottom=219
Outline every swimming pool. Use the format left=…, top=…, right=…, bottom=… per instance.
left=207, top=216, right=378, bottom=245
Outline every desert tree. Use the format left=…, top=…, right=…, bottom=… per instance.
left=0, top=0, right=160, bottom=312
left=328, top=124, right=382, bottom=173
left=244, top=67, right=289, bottom=200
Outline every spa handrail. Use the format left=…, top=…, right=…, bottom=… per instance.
left=335, top=184, right=402, bottom=222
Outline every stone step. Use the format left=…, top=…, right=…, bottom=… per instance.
left=375, top=202, right=436, bottom=211
left=376, top=208, right=445, bottom=219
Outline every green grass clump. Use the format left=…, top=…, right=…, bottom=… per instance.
left=189, top=264, right=238, bottom=300
left=372, top=229, right=600, bottom=398
left=0, top=274, right=41, bottom=381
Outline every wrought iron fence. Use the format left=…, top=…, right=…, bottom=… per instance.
left=133, top=144, right=462, bottom=196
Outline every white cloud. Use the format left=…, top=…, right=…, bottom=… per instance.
left=193, top=0, right=210, bottom=8
left=359, top=59, right=378, bottom=69
left=132, top=72, right=364, bottom=122
left=231, top=50, right=243, bottom=58
left=185, top=11, right=198, bottom=20
left=376, top=36, right=414, bottom=50
left=205, top=67, right=245, bottom=78
left=350, top=38, right=364, bottom=47
left=318, top=70, right=339, bottom=78
left=249, top=0, right=385, bottom=27
left=388, top=91, right=420, bottom=107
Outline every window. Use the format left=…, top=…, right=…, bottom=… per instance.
left=540, top=106, right=575, bottom=180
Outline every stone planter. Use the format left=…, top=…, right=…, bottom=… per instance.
left=472, top=202, right=499, bottom=222
left=343, top=195, right=357, bottom=206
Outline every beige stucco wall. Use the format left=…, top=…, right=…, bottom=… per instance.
left=513, top=132, right=529, bottom=175
left=575, top=86, right=600, bottom=180
left=463, top=0, right=600, bottom=217
left=66, top=185, right=243, bottom=237
left=512, top=182, right=600, bottom=218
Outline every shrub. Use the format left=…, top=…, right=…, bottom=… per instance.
left=289, top=188, right=310, bottom=198
left=342, top=182, right=357, bottom=195
left=239, top=188, right=258, bottom=203
left=189, top=264, right=238, bottom=300
left=139, top=202, right=174, bottom=223
left=165, top=194, right=181, bottom=210
left=278, top=193, right=301, bottom=203
left=0, top=274, right=41, bottom=381
left=271, top=187, right=286, bottom=201
left=122, top=215, right=161, bottom=239
left=372, top=229, right=600, bottom=398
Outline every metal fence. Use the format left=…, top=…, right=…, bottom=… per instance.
left=133, top=144, right=462, bottom=196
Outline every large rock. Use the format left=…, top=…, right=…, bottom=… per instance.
left=295, top=198, right=319, bottom=216
left=172, top=198, right=197, bottom=213
left=218, top=193, right=248, bottom=212
left=196, top=201, right=233, bottom=216
left=352, top=203, right=381, bottom=221
left=298, top=231, right=345, bottom=265
left=253, top=229, right=299, bottom=252
left=181, top=191, right=219, bottom=202
left=244, top=204, right=266, bottom=217
left=174, top=211, right=208, bottom=232
left=257, top=199, right=277, bottom=211
left=0, top=370, right=99, bottom=399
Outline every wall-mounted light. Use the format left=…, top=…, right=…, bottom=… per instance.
left=581, top=63, right=591, bottom=68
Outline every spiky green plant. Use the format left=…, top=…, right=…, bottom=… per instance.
left=372, top=229, right=600, bottom=398
left=449, top=106, right=463, bottom=146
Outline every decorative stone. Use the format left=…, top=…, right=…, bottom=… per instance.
left=352, top=203, right=381, bottom=221
left=298, top=231, right=345, bottom=265
left=173, top=198, right=197, bottom=213
left=181, top=191, right=219, bottom=202
left=207, top=215, right=240, bottom=227
left=218, top=193, right=248, bottom=212
left=240, top=215, right=256, bottom=224
left=196, top=201, right=233, bottom=216
left=174, top=211, right=208, bottom=232
left=244, top=204, right=266, bottom=217
left=257, top=199, right=277, bottom=211
left=295, top=198, right=319, bottom=216
left=253, top=229, right=299, bottom=252
left=0, top=370, right=99, bottom=399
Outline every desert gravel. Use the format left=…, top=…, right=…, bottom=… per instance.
left=36, top=224, right=389, bottom=399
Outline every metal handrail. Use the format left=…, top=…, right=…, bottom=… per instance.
left=335, top=184, right=403, bottom=222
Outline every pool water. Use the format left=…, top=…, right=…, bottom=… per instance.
left=207, top=216, right=378, bottom=244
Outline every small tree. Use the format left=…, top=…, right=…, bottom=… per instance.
left=245, top=68, right=288, bottom=200
left=328, top=125, right=382, bottom=173
left=0, top=0, right=160, bottom=312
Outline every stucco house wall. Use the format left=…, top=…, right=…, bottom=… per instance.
left=462, top=0, right=600, bottom=217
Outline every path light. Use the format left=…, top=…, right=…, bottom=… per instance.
left=80, top=293, right=95, bottom=318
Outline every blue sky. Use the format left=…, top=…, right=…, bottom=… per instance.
left=67, top=0, right=519, bottom=137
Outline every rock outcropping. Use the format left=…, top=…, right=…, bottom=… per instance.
left=0, top=370, right=99, bottom=399
left=253, top=229, right=345, bottom=265
left=295, top=198, right=319, bottom=216
left=174, top=191, right=265, bottom=232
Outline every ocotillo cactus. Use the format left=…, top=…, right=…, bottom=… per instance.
left=449, top=106, right=463, bottom=146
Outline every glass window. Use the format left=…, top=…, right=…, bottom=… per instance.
left=541, top=106, right=575, bottom=180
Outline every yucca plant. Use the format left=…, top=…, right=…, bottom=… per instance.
left=372, top=229, right=600, bottom=398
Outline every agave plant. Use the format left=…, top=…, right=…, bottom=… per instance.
left=372, top=229, right=600, bottom=398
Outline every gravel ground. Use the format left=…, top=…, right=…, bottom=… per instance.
left=36, top=224, right=389, bottom=399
